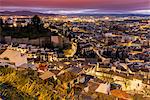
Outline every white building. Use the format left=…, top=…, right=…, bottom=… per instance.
left=0, top=49, right=27, bottom=67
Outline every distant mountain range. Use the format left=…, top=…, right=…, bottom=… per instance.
left=0, top=11, right=150, bottom=16
left=0, top=11, right=57, bottom=16
left=69, top=13, right=150, bottom=17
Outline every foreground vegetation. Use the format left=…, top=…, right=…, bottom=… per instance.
left=0, top=67, right=60, bottom=99
left=0, top=82, right=34, bottom=99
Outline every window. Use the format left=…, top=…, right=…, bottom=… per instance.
left=74, top=79, right=78, bottom=83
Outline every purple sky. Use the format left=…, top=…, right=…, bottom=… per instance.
left=0, top=0, right=150, bottom=14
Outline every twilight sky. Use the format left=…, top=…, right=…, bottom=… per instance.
left=0, top=0, right=150, bottom=14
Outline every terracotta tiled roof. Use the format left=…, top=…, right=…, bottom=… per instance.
left=111, top=89, right=132, bottom=100
left=39, top=71, right=55, bottom=80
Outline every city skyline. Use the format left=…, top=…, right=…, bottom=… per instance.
left=0, top=0, right=150, bottom=14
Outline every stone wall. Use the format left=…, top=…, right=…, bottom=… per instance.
left=4, top=36, right=51, bottom=46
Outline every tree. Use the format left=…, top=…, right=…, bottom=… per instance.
left=64, top=42, right=77, bottom=58
left=0, top=18, right=3, bottom=41
left=31, top=15, right=42, bottom=46
left=31, top=15, right=41, bottom=27
left=4, top=57, right=9, bottom=60
left=0, top=18, right=3, bottom=27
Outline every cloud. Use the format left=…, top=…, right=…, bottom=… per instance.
left=1, top=0, right=149, bottom=11
left=0, top=6, right=150, bottom=15
left=128, top=10, right=150, bottom=15
left=44, top=9, right=99, bottom=14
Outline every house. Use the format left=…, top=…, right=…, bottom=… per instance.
left=67, top=66, right=83, bottom=75
left=8, top=44, right=28, bottom=54
left=47, top=52, right=58, bottom=62
left=37, top=63, right=48, bottom=73
left=57, top=71, right=78, bottom=89
left=111, top=89, right=132, bottom=100
left=57, top=66, right=83, bottom=89
left=0, top=49, right=27, bottom=67
left=17, top=63, right=37, bottom=70
left=27, top=51, right=37, bottom=59
left=39, top=71, right=57, bottom=80
left=83, top=78, right=111, bottom=94
left=51, top=35, right=63, bottom=47
left=126, top=58, right=144, bottom=63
